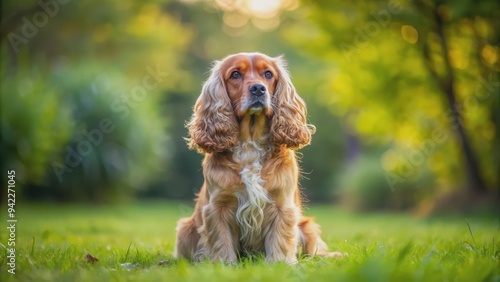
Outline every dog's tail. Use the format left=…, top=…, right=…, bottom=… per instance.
left=174, top=216, right=200, bottom=259
left=298, top=217, right=342, bottom=257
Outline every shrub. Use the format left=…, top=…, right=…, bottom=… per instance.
left=42, top=62, right=171, bottom=202
left=335, top=154, right=434, bottom=211
left=0, top=61, right=73, bottom=189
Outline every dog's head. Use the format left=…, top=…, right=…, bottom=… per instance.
left=186, top=52, right=315, bottom=153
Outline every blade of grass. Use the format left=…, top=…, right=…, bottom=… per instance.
left=124, top=241, right=133, bottom=262
left=397, top=240, right=413, bottom=263
left=30, top=237, right=35, bottom=256
left=465, top=218, right=476, bottom=247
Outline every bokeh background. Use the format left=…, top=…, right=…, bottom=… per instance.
left=1, top=0, right=498, bottom=214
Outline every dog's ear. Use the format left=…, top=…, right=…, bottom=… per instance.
left=270, top=55, right=316, bottom=149
left=186, top=61, right=239, bottom=153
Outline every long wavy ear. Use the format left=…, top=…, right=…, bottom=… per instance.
left=186, top=61, right=239, bottom=153
left=270, top=55, right=316, bottom=149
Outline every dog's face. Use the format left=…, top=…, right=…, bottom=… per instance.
left=187, top=52, right=315, bottom=153
left=220, top=53, right=278, bottom=118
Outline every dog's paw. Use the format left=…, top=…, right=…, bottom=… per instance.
left=265, top=254, right=298, bottom=265
left=326, top=251, right=344, bottom=258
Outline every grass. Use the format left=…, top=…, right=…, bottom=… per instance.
left=0, top=201, right=498, bottom=281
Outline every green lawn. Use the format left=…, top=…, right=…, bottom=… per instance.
left=0, top=201, right=498, bottom=281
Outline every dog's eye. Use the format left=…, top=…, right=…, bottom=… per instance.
left=230, top=71, right=241, bottom=79
left=264, top=71, right=273, bottom=79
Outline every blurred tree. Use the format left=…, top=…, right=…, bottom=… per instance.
left=4, top=0, right=496, bottom=209
left=1, top=0, right=193, bottom=201
left=408, top=0, right=498, bottom=195
left=286, top=0, right=499, bottom=207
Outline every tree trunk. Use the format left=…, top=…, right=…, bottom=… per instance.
left=432, top=7, right=487, bottom=194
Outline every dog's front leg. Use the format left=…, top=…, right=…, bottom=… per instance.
left=264, top=203, right=300, bottom=264
left=199, top=200, right=239, bottom=263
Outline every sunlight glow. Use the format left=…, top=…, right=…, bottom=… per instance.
left=223, top=12, right=249, bottom=28
left=245, top=0, right=282, bottom=19
left=181, top=0, right=300, bottom=33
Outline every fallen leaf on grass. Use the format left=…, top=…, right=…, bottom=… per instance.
left=86, top=253, right=99, bottom=263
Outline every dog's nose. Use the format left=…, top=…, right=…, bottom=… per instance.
left=249, top=83, right=266, bottom=97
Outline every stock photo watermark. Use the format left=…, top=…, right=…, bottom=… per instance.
left=340, top=0, right=403, bottom=62
left=51, top=65, right=168, bottom=182
left=7, top=0, right=71, bottom=53
left=384, top=73, right=499, bottom=191
left=5, top=170, right=17, bottom=274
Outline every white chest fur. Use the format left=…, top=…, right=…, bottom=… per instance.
left=232, top=141, right=271, bottom=243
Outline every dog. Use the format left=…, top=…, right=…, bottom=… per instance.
left=174, top=52, right=340, bottom=264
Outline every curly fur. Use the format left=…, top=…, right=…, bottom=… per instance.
left=270, top=56, right=316, bottom=149
left=186, top=61, right=239, bottom=153
left=232, top=139, right=271, bottom=245
left=174, top=52, right=341, bottom=264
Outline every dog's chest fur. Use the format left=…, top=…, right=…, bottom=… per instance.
left=231, top=140, right=271, bottom=248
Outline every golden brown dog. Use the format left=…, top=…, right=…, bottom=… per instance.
left=174, top=52, right=340, bottom=264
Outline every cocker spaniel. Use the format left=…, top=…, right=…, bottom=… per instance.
left=174, top=52, right=340, bottom=264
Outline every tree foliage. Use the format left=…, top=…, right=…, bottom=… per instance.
left=284, top=0, right=499, bottom=205
left=1, top=0, right=497, bottom=209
